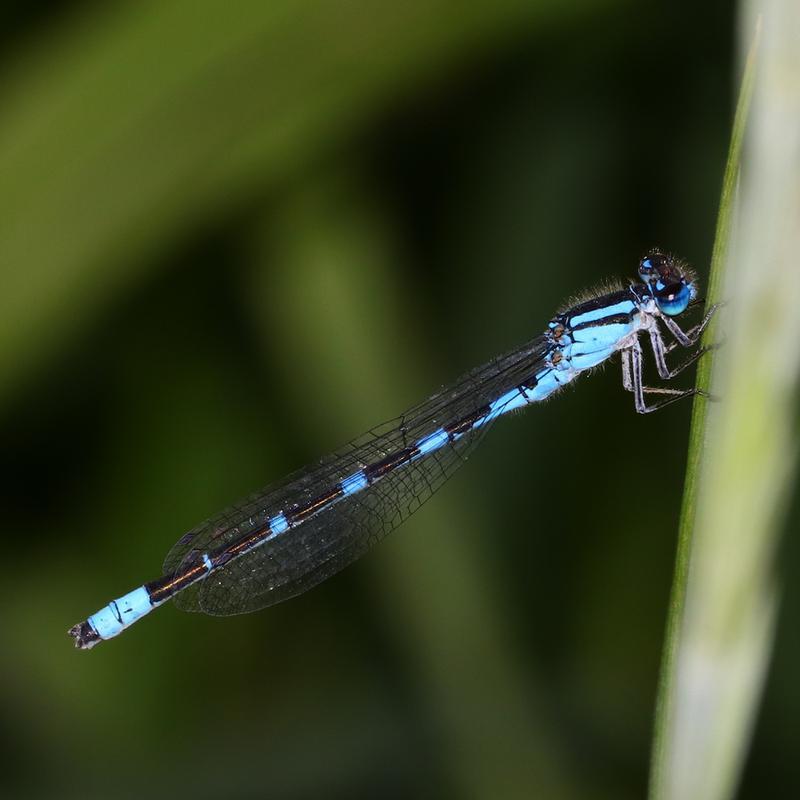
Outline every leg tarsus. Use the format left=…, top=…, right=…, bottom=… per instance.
left=621, top=335, right=719, bottom=414
left=662, top=345, right=716, bottom=379
left=636, top=388, right=711, bottom=414
left=662, top=302, right=722, bottom=349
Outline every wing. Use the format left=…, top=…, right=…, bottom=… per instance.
left=163, top=334, right=550, bottom=615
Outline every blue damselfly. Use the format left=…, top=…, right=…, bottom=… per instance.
left=69, top=250, right=716, bottom=649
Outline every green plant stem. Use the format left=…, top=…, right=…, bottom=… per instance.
left=648, top=19, right=760, bottom=800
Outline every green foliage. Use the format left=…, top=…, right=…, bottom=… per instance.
left=0, top=0, right=594, bottom=410
left=651, top=13, right=800, bottom=799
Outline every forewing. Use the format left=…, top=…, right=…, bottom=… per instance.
left=163, top=334, right=549, bottom=615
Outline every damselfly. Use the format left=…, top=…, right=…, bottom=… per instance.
left=69, top=250, right=717, bottom=649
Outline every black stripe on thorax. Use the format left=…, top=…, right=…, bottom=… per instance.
left=561, top=289, right=632, bottom=321
left=570, top=311, right=637, bottom=332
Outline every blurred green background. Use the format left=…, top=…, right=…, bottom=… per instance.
left=1, top=1, right=797, bottom=798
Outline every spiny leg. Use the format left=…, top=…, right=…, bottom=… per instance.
left=625, top=340, right=708, bottom=414
left=622, top=346, right=634, bottom=391
left=648, top=326, right=717, bottom=380
left=662, top=302, right=722, bottom=348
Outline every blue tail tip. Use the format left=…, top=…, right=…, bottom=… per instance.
left=68, top=621, right=102, bottom=650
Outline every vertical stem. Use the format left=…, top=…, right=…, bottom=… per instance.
left=648, top=18, right=760, bottom=800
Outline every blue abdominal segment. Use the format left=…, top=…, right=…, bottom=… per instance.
left=86, top=586, right=158, bottom=642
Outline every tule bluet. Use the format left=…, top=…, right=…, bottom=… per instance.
left=69, top=250, right=718, bottom=649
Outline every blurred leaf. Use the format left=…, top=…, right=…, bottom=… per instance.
left=248, top=174, right=581, bottom=800
left=0, top=0, right=608, bottom=411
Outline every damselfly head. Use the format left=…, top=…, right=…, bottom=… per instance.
left=638, top=249, right=697, bottom=316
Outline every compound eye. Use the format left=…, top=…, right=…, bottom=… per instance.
left=639, top=251, right=669, bottom=284
left=655, top=282, right=692, bottom=316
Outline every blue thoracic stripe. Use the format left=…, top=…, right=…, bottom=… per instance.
left=568, top=299, right=635, bottom=328
left=572, top=321, right=633, bottom=349
left=341, top=470, right=368, bottom=496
